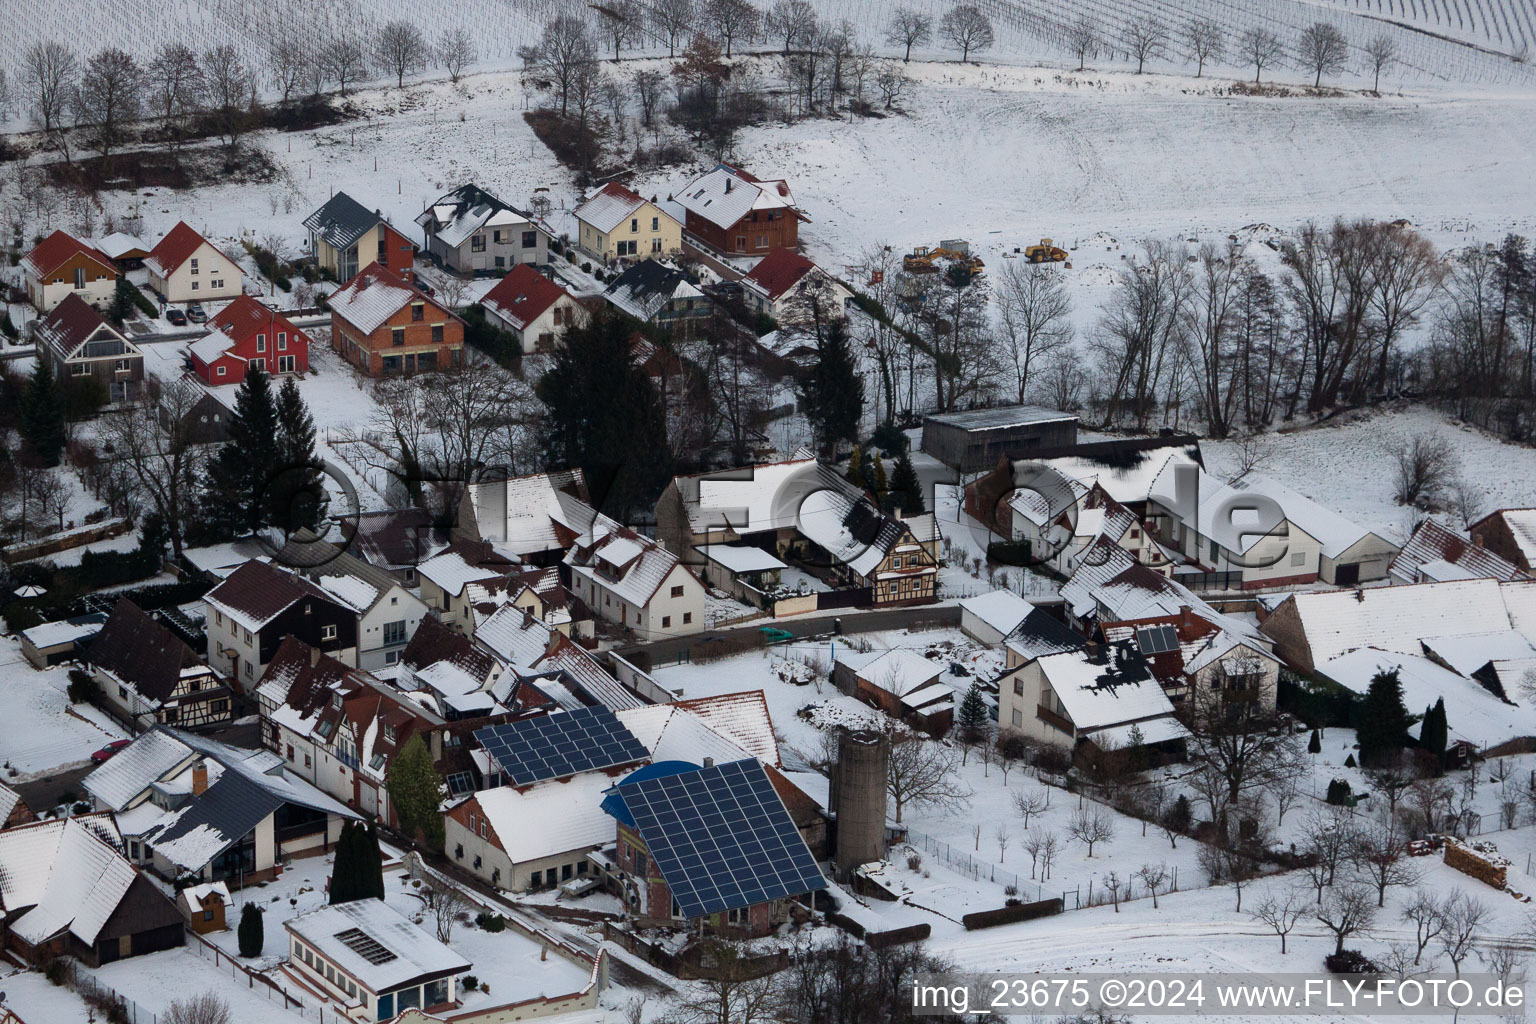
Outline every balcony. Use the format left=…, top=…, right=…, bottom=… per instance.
left=336, top=751, right=360, bottom=771
left=1036, top=704, right=1076, bottom=737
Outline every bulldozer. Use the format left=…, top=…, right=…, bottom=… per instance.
left=1023, top=238, right=1069, bottom=263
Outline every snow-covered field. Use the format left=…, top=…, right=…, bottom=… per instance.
left=0, top=637, right=127, bottom=777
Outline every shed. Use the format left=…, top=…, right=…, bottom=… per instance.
left=693, top=544, right=788, bottom=604
left=176, top=881, right=231, bottom=933
left=958, top=590, right=1034, bottom=645
left=921, top=406, right=1079, bottom=471
left=832, top=649, right=951, bottom=734
left=20, top=612, right=107, bottom=668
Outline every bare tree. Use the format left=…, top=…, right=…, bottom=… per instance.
left=1023, top=828, right=1045, bottom=878
left=1404, top=776, right=1455, bottom=836
left=997, top=261, right=1072, bottom=405
left=995, top=824, right=1010, bottom=862
left=425, top=876, right=469, bottom=943
left=940, top=5, right=994, bottom=62
left=203, top=46, right=256, bottom=169
left=1301, top=807, right=1357, bottom=901
left=1123, top=17, right=1168, bottom=74
left=1352, top=823, right=1421, bottom=907
left=35, top=470, right=70, bottom=533
left=1270, top=773, right=1301, bottom=827
left=376, top=20, right=429, bottom=89
left=661, top=938, right=789, bottom=1024
left=1239, top=27, right=1285, bottom=84
left=1402, top=889, right=1447, bottom=966
left=147, top=43, right=203, bottom=160
left=765, top=0, right=818, bottom=55
left=1067, top=15, right=1097, bottom=71
left=22, top=41, right=77, bottom=136
left=1438, top=890, right=1487, bottom=976
left=1250, top=886, right=1307, bottom=953
left=1183, top=17, right=1224, bottom=77
left=1103, top=870, right=1123, bottom=911
left=634, top=69, right=666, bottom=128
left=1365, top=759, right=1418, bottom=821
left=707, top=0, right=759, bottom=58
left=1184, top=676, right=1308, bottom=820
left=1296, top=22, right=1349, bottom=88
left=1316, top=884, right=1377, bottom=955
left=875, top=66, right=909, bottom=109
left=885, top=732, right=968, bottom=824
left=76, top=48, right=140, bottom=161
left=1391, top=432, right=1454, bottom=507
left=0, top=69, right=11, bottom=121
left=436, top=29, right=477, bottom=84
left=1364, top=33, right=1397, bottom=92
left=652, top=0, right=697, bottom=58
left=1011, top=788, right=1049, bottom=830
left=1067, top=806, right=1115, bottom=857
left=322, top=39, right=369, bottom=95
left=522, top=15, right=597, bottom=117
left=96, top=378, right=209, bottom=558
left=162, top=993, right=232, bottom=1024
left=1136, top=862, right=1169, bottom=908
left=886, top=7, right=933, bottom=62
left=1039, top=830, right=1060, bottom=880
left=267, top=36, right=308, bottom=103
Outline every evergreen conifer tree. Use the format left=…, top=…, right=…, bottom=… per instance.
left=1308, top=728, right=1322, bottom=754
left=198, top=366, right=279, bottom=540
left=272, top=376, right=325, bottom=532
left=362, top=822, right=386, bottom=899
left=386, top=735, right=446, bottom=849
left=20, top=361, right=66, bottom=466
left=957, top=682, right=988, bottom=742
left=888, top=451, right=924, bottom=514
left=802, top=317, right=864, bottom=456
left=237, top=903, right=264, bottom=957
left=1420, top=698, right=1448, bottom=762
left=1357, top=668, right=1411, bottom=766
left=845, top=445, right=866, bottom=489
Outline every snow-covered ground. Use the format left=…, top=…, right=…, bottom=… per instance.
left=0, top=636, right=127, bottom=777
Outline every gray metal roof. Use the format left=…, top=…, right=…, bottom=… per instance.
left=303, top=192, right=381, bottom=251
left=925, top=405, right=1078, bottom=431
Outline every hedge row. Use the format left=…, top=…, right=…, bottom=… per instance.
left=961, top=897, right=1064, bottom=931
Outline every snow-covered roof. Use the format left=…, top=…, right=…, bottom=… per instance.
left=1271, top=579, right=1534, bottom=666
left=84, top=728, right=195, bottom=811
left=675, top=164, right=796, bottom=231
left=695, top=544, right=788, bottom=574
left=1036, top=644, right=1174, bottom=732
left=1088, top=717, right=1191, bottom=748
left=475, top=605, right=645, bottom=712
left=95, top=232, right=148, bottom=259
left=1025, top=448, right=1197, bottom=507
left=573, top=182, right=650, bottom=235
left=0, top=816, right=136, bottom=947
left=834, top=648, right=942, bottom=696
left=327, top=264, right=419, bottom=335
left=178, top=881, right=232, bottom=908
left=673, top=691, right=780, bottom=767
left=602, top=260, right=704, bottom=322
left=20, top=613, right=107, bottom=651
left=1485, top=509, right=1536, bottom=566
left=566, top=515, right=686, bottom=610
left=676, top=454, right=863, bottom=537
left=1005, top=608, right=1087, bottom=663
left=316, top=573, right=381, bottom=613
left=959, top=590, right=1035, bottom=638
left=1421, top=630, right=1536, bottom=678
left=1390, top=518, right=1525, bottom=584
left=286, top=899, right=470, bottom=994
left=618, top=691, right=779, bottom=769
left=466, top=470, right=594, bottom=556
left=473, top=770, right=621, bottom=863
left=417, top=184, right=530, bottom=249
left=1319, top=647, right=1532, bottom=750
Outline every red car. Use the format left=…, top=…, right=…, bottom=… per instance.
left=90, top=739, right=132, bottom=763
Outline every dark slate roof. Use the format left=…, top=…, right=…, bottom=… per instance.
left=303, top=192, right=381, bottom=251
left=606, top=259, right=686, bottom=302
left=136, top=761, right=284, bottom=858
left=1007, top=607, right=1088, bottom=662
left=1021, top=435, right=1205, bottom=470
left=85, top=599, right=207, bottom=703
left=346, top=509, right=448, bottom=569
left=32, top=293, right=118, bottom=359
left=401, top=615, right=498, bottom=682
left=204, top=559, right=346, bottom=630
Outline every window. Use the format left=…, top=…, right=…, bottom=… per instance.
left=118, top=685, right=128, bottom=699
left=321, top=623, right=338, bottom=641
left=562, top=863, right=574, bottom=880
left=1210, top=539, right=1220, bottom=563
left=1012, top=708, right=1023, bottom=726
left=479, top=820, right=487, bottom=838
left=243, top=628, right=252, bottom=643
left=384, top=723, right=396, bottom=744
left=455, top=843, right=464, bottom=860
left=493, top=229, right=504, bottom=244
left=651, top=216, right=660, bottom=231
left=278, top=355, right=295, bottom=373
left=73, top=268, right=85, bottom=289
left=248, top=358, right=265, bottom=372
left=278, top=332, right=287, bottom=350
left=682, top=612, right=692, bottom=624
left=892, top=555, right=903, bottom=569
left=631, top=218, right=639, bottom=233
left=1014, top=679, right=1024, bottom=696
left=211, top=278, right=223, bottom=289
left=671, top=585, right=684, bottom=598
left=378, top=238, right=388, bottom=262
left=256, top=334, right=266, bottom=352
left=411, top=303, right=424, bottom=322
left=1291, top=552, right=1307, bottom=567
left=471, top=235, right=486, bottom=252
left=431, top=325, right=444, bottom=343
left=191, top=280, right=199, bottom=291
left=244, top=662, right=252, bottom=678
left=662, top=616, right=671, bottom=628
left=530, top=870, right=542, bottom=887
left=72, top=363, right=91, bottom=376
left=652, top=238, right=663, bottom=253
left=634, top=851, right=647, bottom=876
left=217, top=365, right=227, bottom=376
left=494, top=255, right=505, bottom=268
left=757, top=234, right=767, bottom=248
left=522, top=230, right=537, bottom=248
left=392, top=328, right=405, bottom=347
left=190, top=258, right=199, bottom=274
left=727, top=906, right=746, bottom=924
left=212, top=698, right=228, bottom=713
left=377, top=993, right=394, bottom=1020
left=383, top=620, right=406, bottom=646
left=287, top=744, right=295, bottom=760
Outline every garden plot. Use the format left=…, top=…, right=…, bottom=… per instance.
left=0, top=636, right=127, bottom=777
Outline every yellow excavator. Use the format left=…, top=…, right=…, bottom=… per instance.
left=903, top=241, right=985, bottom=278
left=1023, top=238, right=1069, bottom=263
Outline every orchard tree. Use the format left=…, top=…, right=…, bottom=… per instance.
left=940, top=5, right=994, bottom=62
left=1123, top=17, right=1168, bottom=74
left=765, top=0, right=818, bottom=55
left=375, top=20, right=429, bottom=89
left=76, top=48, right=140, bottom=161
left=1297, top=22, right=1349, bottom=88
left=1067, top=15, right=1097, bottom=71
left=203, top=45, right=256, bottom=168
left=1364, top=34, right=1397, bottom=92
left=437, top=28, right=477, bottom=83
left=22, top=41, right=77, bottom=136
left=707, top=0, right=760, bottom=58
left=1183, top=17, right=1224, bottom=77
left=885, top=7, right=933, bottom=62
left=1239, top=27, right=1284, bottom=84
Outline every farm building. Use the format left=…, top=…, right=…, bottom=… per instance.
left=922, top=406, right=1079, bottom=471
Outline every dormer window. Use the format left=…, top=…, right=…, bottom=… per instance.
left=332, top=694, right=342, bottom=709
left=384, top=724, right=396, bottom=744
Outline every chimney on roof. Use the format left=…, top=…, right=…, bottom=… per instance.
left=546, top=630, right=560, bottom=656
left=192, top=761, right=209, bottom=797
left=724, top=178, right=733, bottom=194
left=704, top=757, right=714, bottom=768
left=310, top=644, right=321, bottom=668
left=1177, top=604, right=1196, bottom=633
left=522, top=606, right=534, bottom=628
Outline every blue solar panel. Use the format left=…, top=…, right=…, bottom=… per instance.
left=472, top=706, right=649, bottom=786
left=617, top=759, right=828, bottom=920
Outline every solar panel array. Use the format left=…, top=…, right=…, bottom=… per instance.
left=619, top=759, right=828, bottom=920
left=1136, top=625, right=1179, bottom=656
left=334, top=928, right=397, bottom=965
left=473, top=705, right=649, bottom=786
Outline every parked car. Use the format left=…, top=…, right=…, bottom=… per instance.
left=411, top=272, right=435, bottom=297
left=165, top=307, right=188, bottom=326
left=758, top=626, right=794, bottom=645
left=90, top=739, right=132, bottom=764
left=185, top=302, right=207, bottom=324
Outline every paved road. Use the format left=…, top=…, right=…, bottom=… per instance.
left=616, top=604, right=960, bottom=668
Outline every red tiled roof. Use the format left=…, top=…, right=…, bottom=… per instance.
left=595, top=181, right=643, bottom=205
left=481, top=265, right=569, bottom=331
left=742, top=248, right=816, bottom=301
left=146, top=221, right=214, bottom=277
left=209, top=294, right=308, bottom=349
left=22, top=229, right=116, bottom=278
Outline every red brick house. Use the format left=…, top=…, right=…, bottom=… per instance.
left=327, top=265, right=464, bottom=376
left=190, top=294, right=311, bottom=385
left=22, top=230, right=118, bottom=312
left=675, top=164, right=803, bottom=256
